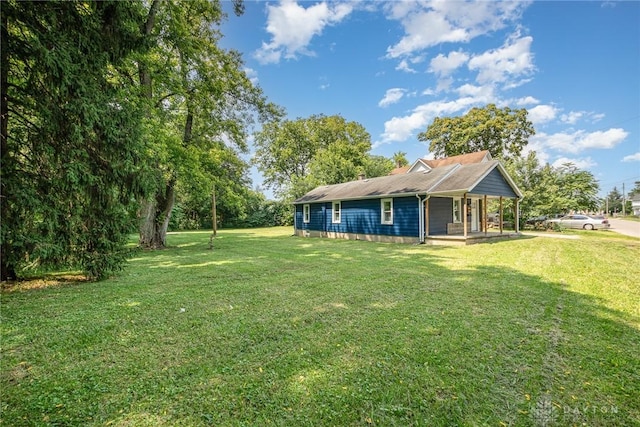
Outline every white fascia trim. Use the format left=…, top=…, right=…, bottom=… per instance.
left=407, top=159, right=432, bottom=173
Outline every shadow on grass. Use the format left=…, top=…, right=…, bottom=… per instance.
left=1, top=229, right=638, bottom=426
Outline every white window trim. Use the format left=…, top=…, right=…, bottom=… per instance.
left=332, top=201, right=341, bottom=223
left=453, top=198, right=462, bottom=223
left=381, top=198, right=393, bottom=225
left=303, top=204, right=310, bottom=223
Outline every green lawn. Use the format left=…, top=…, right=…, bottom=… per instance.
left=2, top=228, right=639, bottom=426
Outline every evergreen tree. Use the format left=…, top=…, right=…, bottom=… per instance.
left=606, top=187, right=624, bottom=215
left=1, top=1, right=149, bottom=280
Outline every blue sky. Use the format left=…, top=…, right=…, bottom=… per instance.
left=220, top=0, right=640, bottom=198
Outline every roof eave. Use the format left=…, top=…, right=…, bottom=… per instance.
left=293, top=190, right=430, bottom=204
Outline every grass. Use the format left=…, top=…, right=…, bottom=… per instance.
left=2, top=227, right=639, bottom=426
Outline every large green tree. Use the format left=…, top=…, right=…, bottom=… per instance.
left=1, top=1, right=149, bottom=280
left=134, top=0, right=281, bottom=248
left=253, top=114, right=391, bottom=199
left=418, top=104, right=535, bottom=160
left=506, top=154, right=600, bottom=225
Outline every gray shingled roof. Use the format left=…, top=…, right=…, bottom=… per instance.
left=430, top=161, right=498, bottom=194
left=294, top=160, right=516, bottom=204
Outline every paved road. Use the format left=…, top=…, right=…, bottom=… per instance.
left=607, top=218, right=640, bottom=238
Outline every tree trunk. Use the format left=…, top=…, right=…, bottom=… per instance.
left=138, top=177, right=176, bottom=248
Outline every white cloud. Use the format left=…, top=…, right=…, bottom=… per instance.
left=244, top=67, right=259, bottom=85
left=552, top=156, right=596, bottom=169
left=535, top=128, right=628, bottom=154
left=515, top=96, right=539, bottom=106
left=429, top=50, right=469, bottom=76
left=622, top=152, right=640, bottom=162
left=396, top=59, right=417, bottom=73
left=435, top=77, right=455, bottom=93
left=561, top=111, right=606, bottom=125
left=468, top=32, right=535, bottom=86
left=254, top=0, right=353, bottom=64
left=560, top=111, right=584, bottom=125
left=522, top=138, right=550, bottom=165
left=379, top=97, right=479, bottom=144
left=378, top=88, right=407, bottom=107
left=385, top=1, right=531, bottom=58
left=455, top=83, right=494, bottom=99
left=528, top=104, right=558, bottom=125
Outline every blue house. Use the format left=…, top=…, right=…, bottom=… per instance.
left=293, top=151, right=523, bottom=245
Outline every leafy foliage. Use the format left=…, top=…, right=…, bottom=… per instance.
left=134, top=0, right=282, bottom=248
left=505, top=153, right=600, bottom=225
left=1, top=0, right=283, bottom=279
left=1, top=1, right=150, bottom=280
left=629, top=181, right=640, bottom=198
left=253, top=114, right=393, bottom=200
left=605, top=187, right=624, bottom=215
left=392, top=151, right=409, bottom=167
left=418, top=104, right=535, bottom=160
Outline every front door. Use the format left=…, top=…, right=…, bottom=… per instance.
left=471, top=199, right=478, bottom=232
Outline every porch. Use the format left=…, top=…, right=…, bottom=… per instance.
left=421, top=193, right=521, bottom=245
left=424, top=229, right=522, bottom=246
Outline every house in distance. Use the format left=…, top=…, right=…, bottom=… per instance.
left=293, top=151, right=523, bottom=245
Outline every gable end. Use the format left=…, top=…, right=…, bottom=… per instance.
left=470, top=168, right=518, bottom=197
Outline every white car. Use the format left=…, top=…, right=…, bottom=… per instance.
left=546, top=214, right=610, bottom=230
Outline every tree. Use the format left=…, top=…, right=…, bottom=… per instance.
left=253, top=114, right=376, bottom=199
left=504, top=152, right=545, bottom=223
left=1, top=1, right=150, bottom=280
left=556, top=164, right=600, bottom=212
left=364, top=155, right=395, bottom=178
left=392, top=151, right=409, bottom=168
left=606, top=187, right=624, bottom=215
left=505, top=154, right=601, bottom=227
left=418, top=104, right=535, bottom=160
left=134, top=0, right=281, bottom=248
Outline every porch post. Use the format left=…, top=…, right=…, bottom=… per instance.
left=515, top=198, right=520, bottom=233
left=463, top=193, right=468, bottom=238
left=425, top=197, right=430, bottom=238
left=499, top=196, right=503, bottom=234
left=483, top=194, right=488, bottom=235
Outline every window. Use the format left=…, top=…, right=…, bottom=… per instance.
left=453, top=199, right=462, bottom=223
left=332, top=201, right=341, bottom=223
left=381, top=198, right=393, bottom=225
left=303, top=204, right=310, bottom=223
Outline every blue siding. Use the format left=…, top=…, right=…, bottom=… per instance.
left=295, top=205, right=303, bottom=227
left=295, top=196, right=420, bottom=237
left=295, top=203, right=326, bottom=231
left=472, top=168, right=517, bottom=197
left=429, top=197, right=452, bottom=235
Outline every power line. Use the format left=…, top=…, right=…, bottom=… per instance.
left=598, top=175, right=640, bottom=188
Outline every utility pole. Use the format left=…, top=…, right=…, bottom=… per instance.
left=622, top=182, right=626, bottom=216
left=209, top=184, right=217, bottom=250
